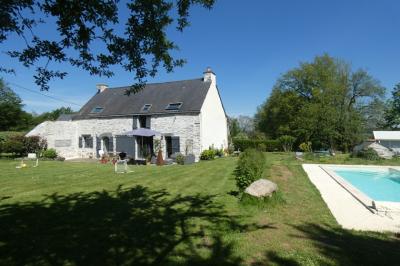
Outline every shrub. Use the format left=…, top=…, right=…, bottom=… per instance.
left=200, top=149, right=216, bottom=160
left=2, top=135, right=25, bottom=155
left=1, top=134, right=47, bottom=156
left=299, top=141, right=312, bottom=152
left=55, top=156, right=65, bottom=161
left=42, top=148, right=58, bottom=159
left=278, top=135, right=296, bottom=152
left=24, top=136, right=47, bottom=153
left=356, top=148, right=380, bottom=160
left=232, top=138, right=281, bottom=152
left=253, top=141, right=264, bottom=151
left=175, top=153, right=185, bottom=165
left=215, top=149, right=224, bottom=157
left=234, top=149, right=266, bottom=191
left=264, top=140, right=282, bottom=151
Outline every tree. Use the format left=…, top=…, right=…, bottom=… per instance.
left=359, top=98, right=386, bottom=133
left=0, top=79, right=25, bottom=131
left=228, top=117, right=241, bottom=139
left=34, top=107, right=75, bottom=124
left=384, top=83, right=400, bottom=129
left=236, top=115, right=255, bottom=136
left=277, top=135, right=295, bottom=152
left=1, top=0, right=215, bottom=92
left=255, top=54, right=385, bottom=151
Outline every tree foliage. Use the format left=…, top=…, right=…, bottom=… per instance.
left=228, top=117, right=241, bottom=139
left=255, top=54, right=385, bottom=151
left=236, top=115, right=254, bottom=135
left=34, top=107, right=75, bottom=123
left=0, top=79, right=76, bottom=131
left=1, top=0, right=215, bottom=92
left=384, top=83, right=400, bottom=129
left=0, top=79, right=24, bottom=131
left=277, top=135, right=295, bottom=152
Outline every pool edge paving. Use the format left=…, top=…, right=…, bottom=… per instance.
left=302, top=164, right=400, bottom=233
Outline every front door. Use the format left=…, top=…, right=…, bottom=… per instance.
left=137, top=136, right=154, bottom=159
left=102, top=137, right=109, bottom=153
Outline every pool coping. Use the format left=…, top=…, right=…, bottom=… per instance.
left=302, top=164, right=400, bottom=232
left=319, top=164, right=400, bottom=213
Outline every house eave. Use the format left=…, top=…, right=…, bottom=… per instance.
left=72, top=111, right=201, bottom=120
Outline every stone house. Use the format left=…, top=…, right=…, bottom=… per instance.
left=27, top=68, right=228, bottom=161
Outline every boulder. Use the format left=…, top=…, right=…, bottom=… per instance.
left=244, top=179, right=278, bottom=198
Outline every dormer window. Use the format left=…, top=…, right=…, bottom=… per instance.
left=165, top=102, right=182, bottom=111
left=141, top=104, right=152, bottom=112
left=90, top=107, right=104, bottom=114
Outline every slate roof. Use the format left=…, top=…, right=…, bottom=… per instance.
left=57, top=114, right=74, bottom=121
left=74, top=78, right=211, bottom=119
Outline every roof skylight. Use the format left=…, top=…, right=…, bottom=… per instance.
left=141, top=104, right=152, bottom=112
left=90, top=107, right=104, bottom=114
left=165, top=102, right=182, bottom=111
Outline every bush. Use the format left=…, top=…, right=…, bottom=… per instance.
left=200, top=149, right=216, bottom=160
left=215, top=149, right=224, bottom=157
left=232, top=138, right=281, bottom=152
left=356, top=148, right=380, bottom=160
left=175, top=153, right=185, bottom=165
left=2, top=135, right=25, bottom=155
left=299, top=141, right=312, bottom=152
left=234, top=149, right=266, bottom=191
left=56, top=156, right=65, bottom=161
left=1, top=134, right=47, bottom=156
left=42, top=148, right=58, bottom=159
left=277, top=135, right=296, bottom=152
left=24, top=136, right=47, bottom=153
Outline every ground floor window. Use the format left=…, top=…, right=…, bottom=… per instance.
left=165, top=136, right=180, bottom=158
left=79, top=135, right=93, bottom=148
left=83, top=135, right=93, bottom=148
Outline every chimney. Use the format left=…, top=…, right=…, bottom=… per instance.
left=203, top=67, right=216, bottom=84
left=96, top=83, right=108, bottom=93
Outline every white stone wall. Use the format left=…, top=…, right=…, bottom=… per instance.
left=151, top=114, right=201, bottom=160
left=27, top=121, right=78, bottom=159
left=200, top=76, right=228, bottom=151
left=27, top=114, right=202, bottom=160
left=75, top=117, right=133, bottom=157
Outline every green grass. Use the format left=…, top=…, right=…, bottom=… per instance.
left=0, top=154, right=399, bottom=265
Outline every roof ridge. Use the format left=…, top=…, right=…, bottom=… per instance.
left=108, top=77, right=206, bottom=90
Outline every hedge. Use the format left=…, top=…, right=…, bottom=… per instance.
left=0, top=134, right=47, bottom=156
left=232, top=138, right=282, bottom=152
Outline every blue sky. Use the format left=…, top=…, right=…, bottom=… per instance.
left=1, top=0, right=399, bottom=116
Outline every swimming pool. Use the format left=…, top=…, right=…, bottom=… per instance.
left=329, top=167, right=400, bottom=202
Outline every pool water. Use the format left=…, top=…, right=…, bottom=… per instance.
left=332, top=167, right=400, bottom=202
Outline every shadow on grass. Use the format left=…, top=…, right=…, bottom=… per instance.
left=227, top=190, right=239, bottom=197
left=0, top=185, right=270, bottom=265
left=253, top=223, right=400, bottom=265
left=252, top=251, right=301, bottom=266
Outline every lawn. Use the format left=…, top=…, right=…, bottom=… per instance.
left=0, top=153, right=399, bottom=265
